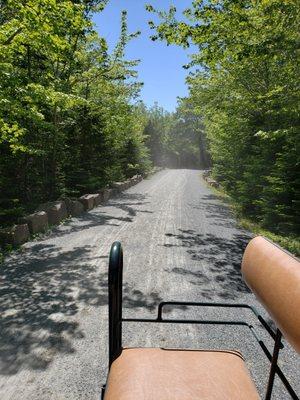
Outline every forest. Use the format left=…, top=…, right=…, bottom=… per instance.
left=0, top=0, right=202, bottom=231
left=0, top=0, right=299, bottom=251
left=147, top=0, right=299, bottom=243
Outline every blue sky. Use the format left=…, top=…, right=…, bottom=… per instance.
left=93, top=0, right=194, bottom=112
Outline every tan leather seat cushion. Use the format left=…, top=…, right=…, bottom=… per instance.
left=242, top=236, right=300, bottom=353
left=104, top=348, right=260, bottom=400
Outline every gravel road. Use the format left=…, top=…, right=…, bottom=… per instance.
left=0, top=169, right=299, bottom=399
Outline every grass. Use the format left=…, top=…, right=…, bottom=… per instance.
left=238, top=218, right=300, bottom=257
left=206, top=181, right=300, bottom=257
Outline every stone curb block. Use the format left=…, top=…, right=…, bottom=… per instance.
left=203, top=169, right=211, bottom=180
left=79, top=194, right=96, bottom=211
left=0, top=173, right=146, bottom=249
left=98, top=188, right=114, bottom=203
left=206, top=178, right=220, bottom=188
left=130, top=175, right=138, bottom=184
left=38, top=201, right=68, bottom=226
left=112, top=175, right=142, bottom=192
left=20, top=211, right=49, bottom=234
left=63, top=198, right=84, bottom=217
left=0, top=224, right=30, bottom=246
left=93, top=193, right=103, bottom=207
left=123, top=180, right=131, bottom=190
left=112, top=182, right=125, bottom=191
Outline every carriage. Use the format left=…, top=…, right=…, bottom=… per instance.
left=102, top=236, right=300, bottom=399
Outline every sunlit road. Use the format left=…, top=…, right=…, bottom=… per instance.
left=0, top=169, right=299, bottom=399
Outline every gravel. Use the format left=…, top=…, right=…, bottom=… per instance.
left=0, top=169, right=299, bottom=399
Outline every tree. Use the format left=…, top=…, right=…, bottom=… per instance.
left=0, top=1, right=151, bottom=227
left=147, top=0, right=300, bottom=234
left=144, top=101, right=207, bottom=169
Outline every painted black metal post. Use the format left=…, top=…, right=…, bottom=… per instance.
left=108, top=241, right=123, bottom=368
left=265, top=329, right=282, bottom=400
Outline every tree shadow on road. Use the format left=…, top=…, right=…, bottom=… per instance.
left=0, top=240, right=163, bottom=376
left=164, top=229, right=252, bottom=300
left=0, top=243, right=108, bottom=375
left=109, top=192, right=153, bottom=218
left=123, top=287, right=162, bottom=311
left=191, top=194, right=238, bottom=229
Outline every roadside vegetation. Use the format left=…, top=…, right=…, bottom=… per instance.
left=147, top=0, right=300, bottom=252
left=0, top=0, right=199, bottom=231
left=208, top=186, right=300, bottom=256
left=0, top=0, right=148, bottom=226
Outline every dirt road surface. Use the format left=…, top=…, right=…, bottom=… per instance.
left=1, top=169, right=299, bottom=399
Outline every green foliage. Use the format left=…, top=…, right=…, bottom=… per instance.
left=0, top=1, right=150, bottom=227
left=148, top=0, right=300, bottom=235
left=209, top=185, right=300, bottom=257
left=239, top=218, right=300, bottom=258
left=143, top=101, right=209, bottom=168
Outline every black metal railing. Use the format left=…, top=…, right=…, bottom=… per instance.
left=107, top=241, right=299, bottom=400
